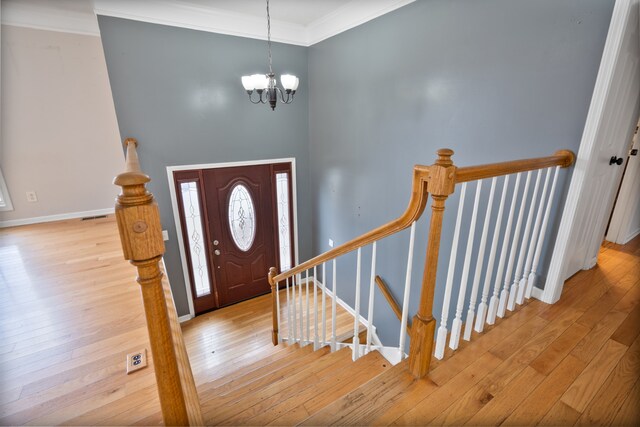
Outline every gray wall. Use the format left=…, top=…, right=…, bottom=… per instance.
left=308, top=0, right=614, bottom=345
left=98, top=16, right=310, bottom=316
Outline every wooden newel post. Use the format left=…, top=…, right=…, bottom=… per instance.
left=408, top=149, right=457, bottom=379
left=268, top=267, right=279, bottom=345
left=114, top=138, right=203, bottom=426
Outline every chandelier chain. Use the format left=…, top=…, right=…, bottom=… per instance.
left=267, top=0, right=273, bottom=74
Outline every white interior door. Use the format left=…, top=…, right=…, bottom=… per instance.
left=606, top=120, right=640, bottom=244
left=544, top=0, right=640, bottom=304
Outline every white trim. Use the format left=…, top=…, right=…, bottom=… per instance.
left=530, top=286, right=544, bottom=301
left=0, top=208, right=115, bottom=228
left=178, top=314, right=194, bottom=323
left=1, top=0, right=100, bottom=36
left=304, top=276, right=383, bottom=343
left=544, top=0, right=639, bottom=304
left=301, top=275, right=401, bottom=364
left=93, top=0, right=414, bottom=47
left=305, top=0, right=415, bottom=45
left=167, top=158, right=299, bottom=319
left=0, top=168, right=14, bottom=212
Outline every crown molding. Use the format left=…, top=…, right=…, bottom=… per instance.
left=306, top=0, right=415, bottom=45
left=94, top=0, right=309, bottom=46
left=1, top=0, right=100, bottom=36
left=2, top=0, right=415, bottom=46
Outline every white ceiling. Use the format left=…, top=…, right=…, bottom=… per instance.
left=1, top=0, right=415, bottom=46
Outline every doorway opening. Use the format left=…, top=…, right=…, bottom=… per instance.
left=168, top=159, right=298, bottom=317
left=605, top=117, right=640, bottom=245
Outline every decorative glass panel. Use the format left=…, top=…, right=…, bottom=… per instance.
left=228, top=184, right=256, bottom=252
left=180, top=182, right=211, bottom=297
left=276, top=172, right=292, bottom=272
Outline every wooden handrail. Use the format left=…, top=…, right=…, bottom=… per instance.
left=113, top=138, right=203, bottom=426
left=271, top=163, right=432, bottom=284
left=455, top=150, right=575, bottom=183
left=375, top=276, right=411, bottom=333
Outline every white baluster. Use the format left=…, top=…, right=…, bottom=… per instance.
left=489, top=173, right=521, bottom=324
left=515, top=170, right=542, bottom=305
left=450, top=181, right=482, bottom=350
left=503, top=171, right=531, bottom=314
left=398, top=222, right=416, bottom=360
left=353, top=248, right=362, bottom=361
left=292, top=274, right=297, bottom=342
left=298, top=273, right=304, bottom=344
left=366, top=242, right=377, bottom=353
left=276, top=279, right=281, bottom=344
left=435, top=183, right=467, bottom=360
left=313, top=265, right=319, bottom=350
left=522, top=168, right=552, bottom=299
left=464, top=178, right=496, bottom=341
left=305, top=269, right=310, bottom=344
left=322, top=262, right=327, bottom=346
left=527, top=166, right=560, bottom=296
left=286, top=277, right=292, bottom=341
left=476, top=176, right=508, bottom=332
left=331, top=259, right=337, bottom=352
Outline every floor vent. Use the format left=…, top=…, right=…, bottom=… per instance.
left=81, top=215, right=108, bottom=221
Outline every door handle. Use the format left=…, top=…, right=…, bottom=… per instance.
left=214, top=249, right=221, bottom=255
left=609, top=156, right=624, bottom=166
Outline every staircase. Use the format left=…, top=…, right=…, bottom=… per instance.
left=113, top=139, right=577, bottom=425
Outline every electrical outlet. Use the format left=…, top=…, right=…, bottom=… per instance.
left=162, top=230, right=169, bottom=241
left=26, top=191, right=38, bottom=202
left=126, top=349, right=147, bottom=374
left=328, top=238, right=334, bottom=248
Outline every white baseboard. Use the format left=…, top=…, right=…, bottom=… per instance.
left=621, top=227, right=640, bottom=245
left=0, top=208, right=115, bottom=228
left=531, top=286, right=544, bottom=301
left=299, top=276, right=371, bottom=326
left=178, top=314, right=194, bottom=323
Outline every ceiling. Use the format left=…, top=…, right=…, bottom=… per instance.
left=1, top=0, right=415, bottom=46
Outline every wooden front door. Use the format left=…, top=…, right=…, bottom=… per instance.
left=203, top=165, right=276, bottom=307
left=174, top=163, right=294, bottom=314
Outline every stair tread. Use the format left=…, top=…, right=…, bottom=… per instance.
left=200, top=343, right=313, bottom=395
left=207, top=347, right=355, bottom=424
left=263, top=350, right=390, bottom=426
left=299, top=359, right=416, bottom=426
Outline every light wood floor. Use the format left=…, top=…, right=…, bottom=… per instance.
left=1, top=216, right=638, bottom=425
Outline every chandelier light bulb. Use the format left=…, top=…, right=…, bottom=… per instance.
left=281, top=74, right=297, bottom=91
left=241, top=75, right=254, bottom=91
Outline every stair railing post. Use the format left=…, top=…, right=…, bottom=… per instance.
left=268, top=267, right=279, bottom=345
left=114, top=138, right=203, bottom=426
left=408, top=149, right=457, bottom=379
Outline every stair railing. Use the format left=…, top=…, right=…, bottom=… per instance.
left=269, top=148, right=574, bottom=378
left=114, top=138, right=203, bottom=426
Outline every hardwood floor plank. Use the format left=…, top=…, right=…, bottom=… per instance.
left=610, top=377, right=640, bottom=426
left=561, top=339, right=628, bottom=413
left=576, top=333, right=640, bottom=425
left=611, top=304, right=640, bottom=346
left=503, top=355, right=586, bottom=425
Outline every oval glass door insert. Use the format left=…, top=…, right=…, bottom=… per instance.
left=228, top=183, right=256, bottom=251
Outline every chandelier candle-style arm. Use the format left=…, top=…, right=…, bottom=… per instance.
left=240, top=0, right=299, bottom=111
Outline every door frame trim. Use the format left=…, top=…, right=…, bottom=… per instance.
left=543, top=0, right=639, bottom=304
left=166, top=157, right=299, bottom=319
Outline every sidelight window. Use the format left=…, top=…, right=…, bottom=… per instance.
left=275, top=172, right=292, bottom=272
left=180, top=181, right=211, bottom=297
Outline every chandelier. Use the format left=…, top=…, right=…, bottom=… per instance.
left=241, top=0, right=299, bottom=111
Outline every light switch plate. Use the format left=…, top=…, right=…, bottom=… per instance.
left=162, top=230, right=169, bottom=241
